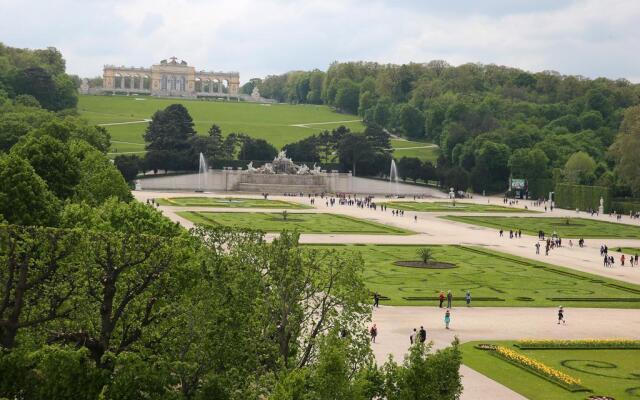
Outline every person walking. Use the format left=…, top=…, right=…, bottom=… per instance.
left=370, top=324, right=378, bottom=342
left=557, top=307, right=565, bottom=325
left=439, top=291, right=445, bottom=308
left=373, top=292, right=380, bottom=308
left=465, top=290, right=471, bottom=307
left=419, top=326, right=427, bottom=343
left=446, top=290, right=453, bottom=308
left=535, top=242, right=540, bottom=254
left=410, top=328, right=417, bottom=344
left=621, top=254, right=626, bottom=267
left=444, top=310, right=451, bottom=329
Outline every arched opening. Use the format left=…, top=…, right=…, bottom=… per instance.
left=221, top=79, right=229, bottom=94
left=195, top=78, right=202, bottom=92
left=124, top=75, right=133, bottom=89
left=142, top=75, right=150, bottom=90
left=114, top=73, right=123, bottom=89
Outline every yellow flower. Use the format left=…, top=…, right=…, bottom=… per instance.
left=494, top=346, right=582, bottom=386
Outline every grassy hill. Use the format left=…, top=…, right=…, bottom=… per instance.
left=78, top=95, right=438, bottom=161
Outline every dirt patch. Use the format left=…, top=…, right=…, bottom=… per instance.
left=393, top=260, right=456, bottom=269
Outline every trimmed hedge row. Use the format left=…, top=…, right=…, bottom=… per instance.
left=515, top=339, right=640, bottom=349
left=611, top=199, right=640, bottom=214
left=554, top=184, right=612, bottom=213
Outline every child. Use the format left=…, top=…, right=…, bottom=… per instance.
left=444, top=310, right=451, bottom=329
left=465, top=290, right=471, bottom=307
left=557, top=306, right=565, bottom=325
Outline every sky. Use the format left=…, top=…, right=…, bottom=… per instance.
left=1, top=0, right=639, bottom=83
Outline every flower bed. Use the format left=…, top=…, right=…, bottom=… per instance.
left=491, top=346, right=588, bottom=392
left=515, top=339, right=640, bottom=349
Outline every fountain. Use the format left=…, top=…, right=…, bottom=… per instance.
left=389, top=159, right=399, bottom=197
left=196, top=152, right=208, bottom=192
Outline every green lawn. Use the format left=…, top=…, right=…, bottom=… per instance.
left=461, top=341, right=640, bottom=400
left=383, top=201, right=535, bottom=213
left=390, top=139, right=439, bottom=162
left=305, top=244, right=640, bottom=307
left=156, top=197, right=310, bottom=209
left=176, top=211, right=412, bottom=234
left=442, top=216, right=640, bottom=239
left=79, top=95, right=437, bottom=160
left=612, top=247, right=640, bottom=255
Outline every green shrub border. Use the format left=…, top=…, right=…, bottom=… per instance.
left=555, top=183, right=612, bottom=213
left=515, top=340, right=640, bottom=350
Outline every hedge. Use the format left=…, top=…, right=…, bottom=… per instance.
left=527, top=178, right=555, bottom=199
left=611, top=198, right=640, bottom=214
left=515, top=339, right=640, bottom=349
left=554, top=183, right=612, bottom=213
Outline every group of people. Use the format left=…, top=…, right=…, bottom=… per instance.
left=499, top=229, right=522, bottom=238
left=601, top=246, right=639, bottom=267
left=438, top=290, right=471, bottom=308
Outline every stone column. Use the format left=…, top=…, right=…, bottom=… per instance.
left=120, top=75, right=125, bottom=89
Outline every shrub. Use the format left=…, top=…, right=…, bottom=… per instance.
left=515, top=339, right=640, bottom=349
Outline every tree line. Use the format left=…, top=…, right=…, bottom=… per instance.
left=254, top=61, right=640, bottom=195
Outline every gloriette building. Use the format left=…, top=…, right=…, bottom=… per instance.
left=101, top=57, right=240, bottom=98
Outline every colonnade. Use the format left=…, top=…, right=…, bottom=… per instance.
left=114, top=74, right=149, bottom=91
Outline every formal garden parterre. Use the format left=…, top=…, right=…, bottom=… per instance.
left=442, top=216, right=640, bottom=238
left=177, top=211, right=413, bottom=234
left=462, top=340, right=640, bottom=400
left=156, top=197, right=311, bottom=209
left=308, top=244, right=640, bottom=307
left=383, top=201, right=537, bottom=213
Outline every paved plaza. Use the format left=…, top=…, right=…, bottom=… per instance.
left=135, top=191, right=640, bottom=400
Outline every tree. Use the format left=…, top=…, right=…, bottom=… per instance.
left=579, top=110, right=604, bottom=130
left=53, top=199, right=188, bottom=366
left=337, top=133, right=372, bottom=176
left=73, top=147, right=132, bottom=205
left=563, top=151, right=596, bottom=185
left=334, top=79, right=360, bottom=114
left=143, top=104, right=197, bottom=171
left=471, top=141, right=510, bottom=193
left=11, top=134, right=80, bottom=199
left=382, top=340, right=462, bottom=400
left=240, top=78, right=261, bottom=95
left=283, top=135, right=320, bottom=162
left=207, top=123, right=225, bottom=160
left=13, top=67, right=56, bottom=110
left=114, top=155, right=141, bottom=182
left=610, top=105, right=640, bottom=196
left=0, top=225, right=81, bottom=348
left=238, top=137, right=278, bottom=160
left=417, top=248, right=433, bottom=265
left=399, top=104, right=425, bottom=139
left=397, top=157, right=423, bottom=182
left=0, top=153, right=60, bottom=226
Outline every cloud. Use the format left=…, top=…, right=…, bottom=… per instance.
left=0, top=0, right=638, bottom=82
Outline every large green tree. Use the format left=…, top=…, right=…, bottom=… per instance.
left=610, top=105, right=640, bottom=195
left=0, top=153, right=59, bottom=226
left=143, top=104, right=197, bottom=171
left=11, top=134, right=80, bottom=199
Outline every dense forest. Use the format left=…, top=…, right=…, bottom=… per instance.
left=0, top=44, right=464, bottom=399
left=254, top=62, right=640, bottom=195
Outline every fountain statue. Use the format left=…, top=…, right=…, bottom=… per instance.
left=246, top=150, right=319, bottom=175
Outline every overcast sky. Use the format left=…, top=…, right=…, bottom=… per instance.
left=1, top=0, right=638, bottom=83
